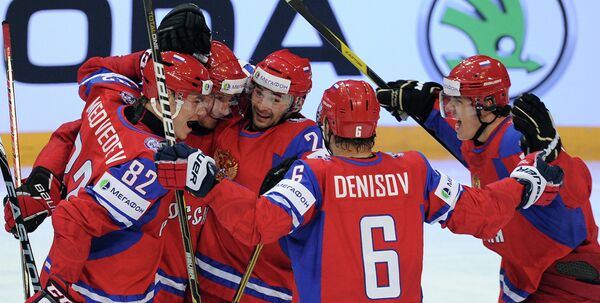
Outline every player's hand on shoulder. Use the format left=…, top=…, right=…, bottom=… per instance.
left=154, top=142, right=217, bottom=197
left=510, top=151, right=564, bottom=209
left=376, top=80, right=442, bottom=123
left=4, top=166, right=66, bottom=236
left=260, top=156, right=298, bottom=195
left=512, top=93, right=562, bottom=162
left=157, top=3, right=211, bottom=63
left=26, top=275, right=83, bottom=303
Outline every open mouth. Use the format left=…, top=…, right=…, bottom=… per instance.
left=255, top=111, right=271, bottom=121
left=455, top=120, right=462, bottom=131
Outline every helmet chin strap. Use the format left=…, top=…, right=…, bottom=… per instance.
left=320, top=123, right=334, bottom=155
left=471, top=101, right=499, bottom=144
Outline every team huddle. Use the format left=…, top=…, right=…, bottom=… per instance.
left=3, top=3, right=599, bottom=303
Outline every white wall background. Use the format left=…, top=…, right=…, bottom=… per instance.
left=0, top=0, right=597, bottom=134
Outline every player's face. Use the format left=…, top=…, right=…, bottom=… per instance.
left=173, top=92, right=209, bottom=140
left=250, top=85, right=292, bottom=130
left=195, top=92, right=236, bottom=130
left=443, top=96, right=480, bottom=140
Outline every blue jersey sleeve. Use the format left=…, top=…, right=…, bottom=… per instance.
left=79, top=68, right=140, bottom=99
left=276, top=125, right=324, bottom=167
left=263, top=160, right=323, bottom=233
left=87, top=157, right=168, bottom=228
left=417, top=152, right=465, bottom=225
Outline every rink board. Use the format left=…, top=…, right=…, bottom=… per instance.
left=2, top=126, right=599, bottom=166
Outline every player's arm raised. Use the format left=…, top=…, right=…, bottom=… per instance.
left=377, top=81, right=466, bottom=164
left=422, top=151, right=563, bottom=239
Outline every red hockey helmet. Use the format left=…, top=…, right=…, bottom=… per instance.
left=142, top=51, right=213, bottom=100
left=317, top=80, right=380, bottom=138
left=441, top=55, right=511, bottom=109
left=207, top=41, right=248, bottom=95
left=252, top=49, right=312, bottom=113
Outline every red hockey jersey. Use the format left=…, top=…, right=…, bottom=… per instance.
left=203, top=151, right=528, bottom=302
left=40, top=53, right=192, bottom=302
left=196, top=115, right=323, bottom=303
left=424, top=109, right=600, bottom=302
left=35, top=51, right=223, bottom=302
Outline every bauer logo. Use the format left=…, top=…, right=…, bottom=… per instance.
left=418, top=0, right=575, bottom=98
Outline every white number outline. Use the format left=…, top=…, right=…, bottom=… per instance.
left=360, top=215, right=401, bottom=299
left=135, top=170, right=157, bottom=195
left=291, top=165, right=304, bottom=183
left=66, top=160, right=92, bottom=199
left=65, top=134, right=93, bottom=199
left=122, top=160, right=144, bottom=186
left=304, top=131, right=321, bottom=151
left=355, top=126, right=362, bottom=137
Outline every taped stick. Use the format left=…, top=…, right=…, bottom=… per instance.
left=140, top=2, right=202, bottom=302
left=285, top=0, right=462, bottom=162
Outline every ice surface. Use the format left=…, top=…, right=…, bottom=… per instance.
left=1, top=161, right=599, bottom=302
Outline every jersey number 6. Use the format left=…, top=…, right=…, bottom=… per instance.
left=360, top=215, right=401, bottom=299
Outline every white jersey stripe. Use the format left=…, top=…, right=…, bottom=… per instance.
left=197, top=256, right=292, bottom=301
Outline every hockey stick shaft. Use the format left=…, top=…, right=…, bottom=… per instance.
left=285, top=0, right=462, bottom=162
left=3, top=22, right=21, bottom=185
left=232, top=244, right=263, bottom=303
left=141, top=1, right=201, bottom=302
left=2, top=20, right=38, bottom=298
left=0, top=138, right=42, bottom=294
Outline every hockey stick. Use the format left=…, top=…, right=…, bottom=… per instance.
left=285, top=0, right=462, bottom=162
left=232, top=156, right=299, bottom=302
left=2, top=20, right=39, bottom=298
left=2, top=22, right=22, bottom=185
left=232, top=244, right=263, bottom=302
left=141, top=1, right=201, bottom=302
left=0, top=139, right=42, bottom=295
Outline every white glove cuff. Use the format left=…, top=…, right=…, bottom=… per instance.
left=510, top=165, right=547, bottom=209
left=186, top=150, right=215, bottom=192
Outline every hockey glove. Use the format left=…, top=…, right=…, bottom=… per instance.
left=155, top=142, right=217, bottom=197
left=26, top=275, right=83, bottom=303
left=376, top=80, right=442, bottom=122
left=259, top=156, right=298, bottom=195
left=4, top=166, right=66, bottom=236
left=158, top=3, right=211, bottom=63
left=510, top=151, right=564, bottom=209
left=512, top=93, right=562, bottom=162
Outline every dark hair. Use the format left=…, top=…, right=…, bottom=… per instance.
left=333, top=134, right=376, bottom=153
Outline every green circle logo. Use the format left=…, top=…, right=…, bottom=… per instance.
left=419, top=0, right=575, bottom=99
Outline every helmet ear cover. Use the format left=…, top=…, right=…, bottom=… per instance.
left=472, top=95, right=511, bottom=117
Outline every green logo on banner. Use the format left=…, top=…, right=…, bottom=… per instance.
left=419, top=0, right=575, bottom=98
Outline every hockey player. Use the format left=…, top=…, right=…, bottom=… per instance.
left=155, top=40, right=250, bottom=303
left=154, top=79, right=565, bottom=302
left=23, top=50, right=216, bottom=303
left=4, top=2, right=212, bottom=236
left=8, top=43, right=248, bottom=303
left=191, top=49, right=323, bottom=303
left=376, top=55, right=600, bottom=302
